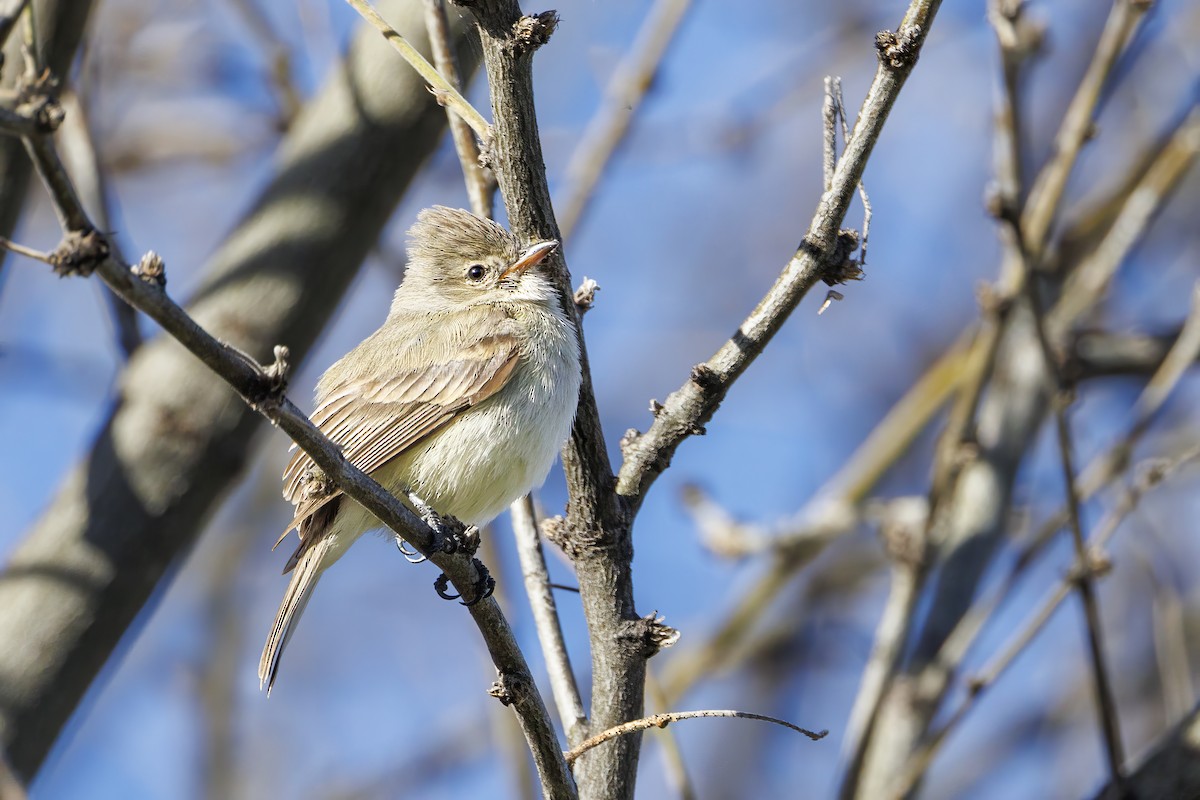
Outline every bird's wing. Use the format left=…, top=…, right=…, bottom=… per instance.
left=277, top=328, right=520, bottom=550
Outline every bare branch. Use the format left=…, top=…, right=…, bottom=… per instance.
left=616, top=0, right=944, bottom=508
left=563, top=709, right=827, bottom=767
left=58, top=90, right=142, bottom=357
left=555, top=0, right=694, bottom=240
left=893, top=444, right=1200, bottom=800
left=512, top=494, right=587, bottom=744
left=422, top=0, right=493, bottom=218
left=1020, top=0, right=1149, bottom=252
left=345, top=0, right=491, bottom=137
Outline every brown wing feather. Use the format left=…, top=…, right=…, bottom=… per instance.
left=278, top=333, right=520, bottom=549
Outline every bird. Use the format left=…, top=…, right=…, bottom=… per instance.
left=259, top=206, right=582, bottom=693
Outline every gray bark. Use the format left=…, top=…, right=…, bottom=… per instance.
left=0, top=0, right=95, bottom=262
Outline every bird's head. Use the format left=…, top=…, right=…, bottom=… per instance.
left=394, top=206, right=560, bottom=313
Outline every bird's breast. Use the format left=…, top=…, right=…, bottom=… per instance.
left=398, top=304, right=581, bottom=525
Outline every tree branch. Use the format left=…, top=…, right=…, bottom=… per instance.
left=615, top=0, right=943, bottom=507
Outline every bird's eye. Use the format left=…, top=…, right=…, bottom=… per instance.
left=466, top=264, right=486, bottom=282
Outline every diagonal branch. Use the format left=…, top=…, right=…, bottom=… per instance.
left=344, top=0, right=490, bottom=137
left=615, top=1, right=943, bottom=508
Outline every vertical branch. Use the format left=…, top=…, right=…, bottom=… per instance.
left=452, top=4, right=646, bottom=798
left=1011, top=216, right=1128, bottom=788
left=511, top=494, right=588, bottom=744
left=1020, top=0, right=1148, bottom=251
left=842, top=2, right=1152, bottom=796
left=58, top=91, right=142, bottom=357
left=422, top=0, right=494, bottom=218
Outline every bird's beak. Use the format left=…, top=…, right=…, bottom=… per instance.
left=501, top=239, right=558, bottom=280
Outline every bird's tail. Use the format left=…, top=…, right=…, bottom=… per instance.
left=259, top=536, right=331, bottom=695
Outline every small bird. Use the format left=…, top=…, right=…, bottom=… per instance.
left=260, top=206, right=582, bottom=692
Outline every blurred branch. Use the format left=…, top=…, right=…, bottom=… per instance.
left=58, top=90, right=141, bottom=357
left=555, top=0, right=693, bottom=240
left=1052, top=109, right=1200, bottom=330
left=910, top=287, right=1200, bottom=748
left=223, top=0, right=302, bottom=128
left=645, top=670, right=696, bottom=800
left=895, top=443, right=1200, bottom=800
left=345, top=0, right=490, bottom=138
left=662, top=336, right=970, bottom=703
left=843, top=2, right=1164, bottom=795
left=1011, top=146, right=1127, bottom=791
left=1020, top=0, right=1149, bottom=251
left=0, top=2, right=488, bottom=781
left=199, top=522, right=259, bottom=800
left=1070, top=328, right=1187, bottom=377
left=0, top=749, right=24, bottom=800
left=1096, top=699, right=1200, bottom=800
left=1016, top=282, right=1200, bottom=577
left=422, top=0, right=493, bottom=219
left=0, top=0, right=29, bottom=52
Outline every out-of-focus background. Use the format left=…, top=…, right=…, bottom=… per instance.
left=1, top=0, right=1198, bottom=797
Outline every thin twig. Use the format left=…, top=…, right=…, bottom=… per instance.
left=563, top=709, right=827, bottom=766
left=58, top=91, right=142, bottom=357
left=422, top=0, right=493, bottom=218
left=990, top=13, right=1130, bottom=762
left=1005, top=75, right=1127, bottom=799
left=831, top=76, right=871, bottom=267
left=511, top=494, right=587, bottom=744
left=344, top=0, right=490, bottom=138
left=0, top=235, right=52, bottom=262
left=555, top=0, right=694, bottom=240
left=616, top=0, right=944, bottom=507
left=889, top=444, right=1200, bottom=800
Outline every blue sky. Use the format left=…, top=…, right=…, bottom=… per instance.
left=3, top=0, right=1199, bottom=797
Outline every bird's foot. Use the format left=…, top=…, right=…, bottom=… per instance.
left=434, top=559, right=496, bottom=606
left=404, top=490, right=478, bottom=554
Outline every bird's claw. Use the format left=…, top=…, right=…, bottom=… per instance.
left=404, top=490, right=476, bottom=554
left=434, top=559, right=496, bottom=606
left=395, top=537, right=427, bottom=564
left=441, top=524, right=481, bottom=556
